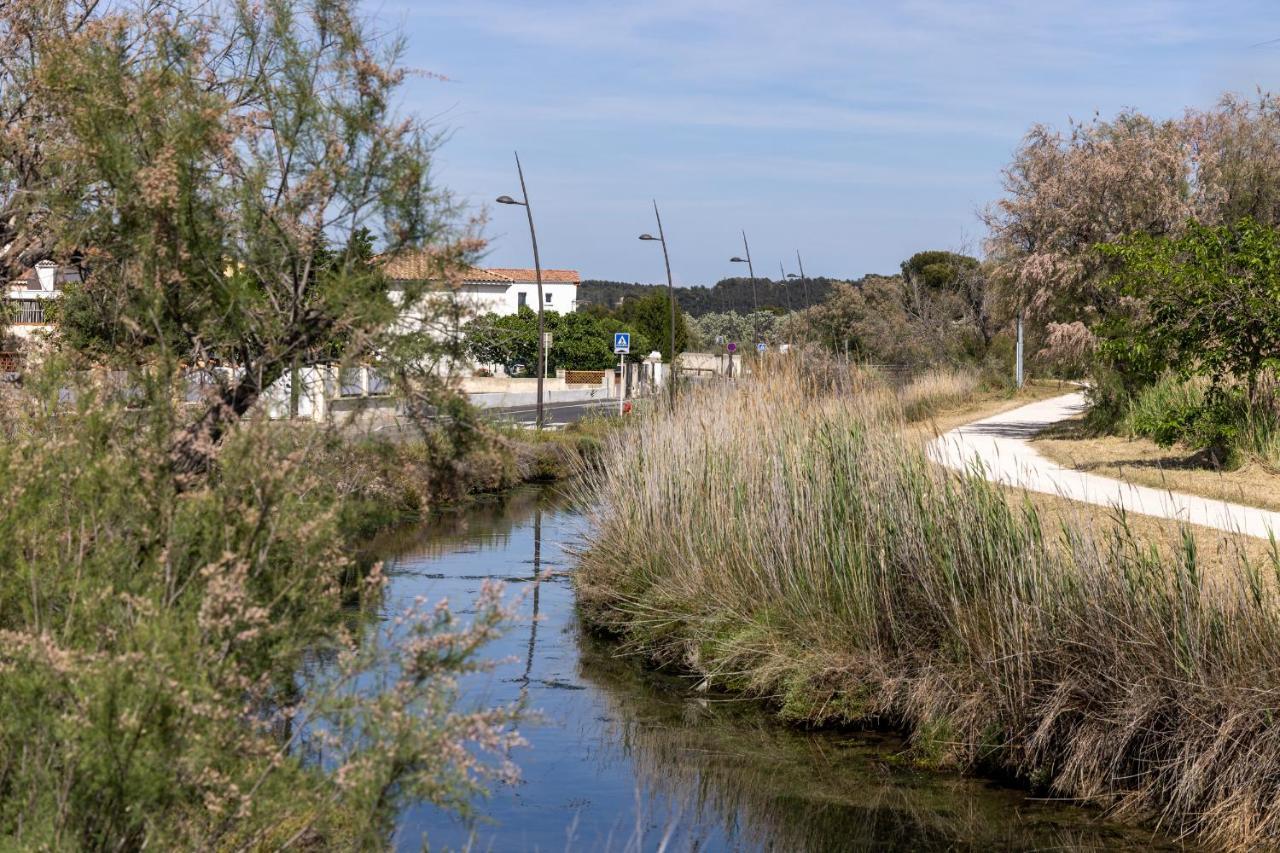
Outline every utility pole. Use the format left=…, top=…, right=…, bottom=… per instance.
left=1015, top=309, right=1025, bottom=389
left=496, top=152, right=546, bottom=430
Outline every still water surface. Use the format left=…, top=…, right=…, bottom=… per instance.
left=370, top=486, right=1179, bottom=852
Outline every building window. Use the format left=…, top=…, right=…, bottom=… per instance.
left=367, top=367, right=391, bottom=396
left=545, top=292, right=553, bottom=304
left=517, top=292, right=527, bottom=308
left=339, top=367, right=363, bottom=398
left=11, top=299, right=45, bottom=324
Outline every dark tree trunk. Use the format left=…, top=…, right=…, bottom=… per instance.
left=167, top=314, right=332, bottom=488
left=168, top=363, right=283, bottom=487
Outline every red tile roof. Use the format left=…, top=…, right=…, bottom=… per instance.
left=483, top=268, right=580, bottom=284
left=380, top=253, right=578, bottom=285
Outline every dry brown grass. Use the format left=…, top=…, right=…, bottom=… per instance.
left=1013, top=489, right=1276, bottom=593
left=576, top=363, right=1280, bottom=850
left=1034, top=418, right=1280, bottom=513
left=898, top=367, right=980, bottom=421
left=910, top=383, right=1271, bottom=584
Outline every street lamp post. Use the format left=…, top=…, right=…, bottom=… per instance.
left=795, top=250, right=811, bottom=306
left=639, top=200, right=678, bottom=411
left=786, top=272, right=802, bottom=308
left=778, top=261, right=793, bottom=312
left=496, top=151, right=546, bottom=430
left=729, top=230, right=758, bottom=314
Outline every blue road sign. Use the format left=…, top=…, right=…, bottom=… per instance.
left=613, top=332, right=631, bottom=354
left=756, top=342, right=767, bottom=353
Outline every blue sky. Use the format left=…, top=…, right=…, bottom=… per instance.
left=385, top=1, right=1279, bottom=285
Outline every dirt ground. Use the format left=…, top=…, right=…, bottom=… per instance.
left=1033, top=418, right=1280, bottom=514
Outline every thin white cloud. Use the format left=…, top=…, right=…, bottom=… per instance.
left=383, top=0, right=1280, bottom=280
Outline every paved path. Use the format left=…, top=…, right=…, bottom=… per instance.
left=928, top=391, right=1280, bottom=539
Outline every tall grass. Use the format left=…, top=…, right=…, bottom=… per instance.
left=575, top=363, right=1280, bottom=849
left=898, top=366, right=980, bottom=421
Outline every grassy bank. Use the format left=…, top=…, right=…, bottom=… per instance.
left=574, top=364, right=1280, bottom=849
left=1033, top=374, right=1280, bottom=513
left=318, top=416, right=611, bottom=541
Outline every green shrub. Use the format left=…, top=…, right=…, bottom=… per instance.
left=1121, top=373, right=1280, bottom=468
left=0, top=367, right=522, bottom=848
left=1124, top=374, right=1212, bottom=445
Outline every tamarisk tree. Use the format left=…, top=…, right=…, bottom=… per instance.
left=0, top=0, right=473, bottom=478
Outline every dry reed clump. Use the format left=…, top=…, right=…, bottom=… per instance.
left=898, top=366, right=980, bottom=421
left=574, top=363, right=1280, bottom=849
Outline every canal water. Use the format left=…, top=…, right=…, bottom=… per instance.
left=369, top=485, right=1179, bottom=852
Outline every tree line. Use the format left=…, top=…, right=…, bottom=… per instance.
left=577, top=276, right=839, bottom=317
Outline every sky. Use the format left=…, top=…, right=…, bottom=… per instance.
left=382, top=1, right=1280, bottom=286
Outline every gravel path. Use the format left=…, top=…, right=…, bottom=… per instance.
left=928, top=391, right=1280, bottom=539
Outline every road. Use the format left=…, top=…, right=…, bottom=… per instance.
left=928, top=391, right=1280, bottom=539
left=484, top=398, right=618, bottom=426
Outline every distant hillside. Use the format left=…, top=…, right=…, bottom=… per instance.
left=578, top=276, right=847, bottom=317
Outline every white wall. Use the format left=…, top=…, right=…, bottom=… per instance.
left=391, top=280, right=577, bottom=321
left=504, top=281, right=577, bottom=315
left=447, top=280, right=578, bottom=316
left=5, top=281, right=63, bottom=342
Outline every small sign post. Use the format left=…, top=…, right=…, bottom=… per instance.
left=613, top=332, right=631, bottom=414
left=726, top=341, right=737, bottom=379
left=542, top=332, right=553, bottom=378
left=756, top=342, right=767, bottom=354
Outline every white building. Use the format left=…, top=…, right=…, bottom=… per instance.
left=380, top=255, right=580, bottom=317
left=4, top=258, right=580, bottom=348
left=4, top=260, right=77, bottom=345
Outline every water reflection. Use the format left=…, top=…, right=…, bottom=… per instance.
left=372, top=486, right=1181, bottom=852
left=577, top=637, right=1180, bottom=852
left=519, top=504, right=542, bottom=699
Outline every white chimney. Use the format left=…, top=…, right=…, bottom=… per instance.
left=35, top=260, right=57, bottom=291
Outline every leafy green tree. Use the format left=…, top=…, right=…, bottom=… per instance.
left=1099, top=217, right=1280, bottom=403
left=465, top=309, right=538, bottom=371
left=615, top=291, right=688, bottom=361
left=464, top=308, right=649, bottom=373
left=901, top=250, right=994, bottom=354
left=549, top=310, right=620, bottom=370
left=901, top=251, right=978, bottom=290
